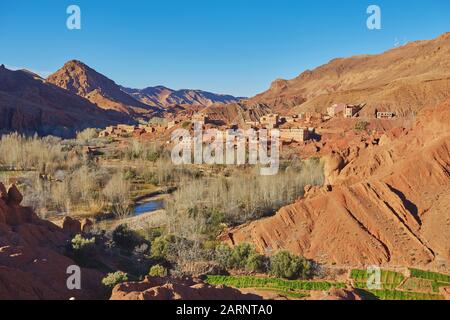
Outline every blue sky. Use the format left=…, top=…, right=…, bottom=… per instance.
left=0, top=0, right=449, bottom=97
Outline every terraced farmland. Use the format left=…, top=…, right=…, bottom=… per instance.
left=205, top=275, right=346, bottom=298
left=351, top=268, right=450, bottom=300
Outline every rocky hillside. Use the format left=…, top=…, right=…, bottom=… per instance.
left=0, top=183, right=104, bottom=299
left=248, top=32, right=450, bottom=116
left=224, top=99, right=450, bottom=269
left=47, top=60, right=157, bottom=116
left=0, top=65, right=127, bottom=137
left=122, top=85, right=244, bottom=109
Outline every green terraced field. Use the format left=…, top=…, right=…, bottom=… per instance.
left=205, top=275, right=346, bottom=292
left=409, top=268, right=450, bottom=283
left=368, top=289, right=444, bottom=301
left=350, top=269, right=405, bottom=290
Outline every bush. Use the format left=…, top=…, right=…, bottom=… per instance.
left=70, top=234, right=96, bottom=264
left=76, top=128, right=98, bottom=143
left=214, top=243, right=266, bottom=273
left=269, top=251, right=313, bottom=280
left=354, top=121, right=369, bottom=131
left=230, top=243, right=255, bottom=269
left=112, top=224, right=142, bottom=251
left=151, top=235, right=175, bottom=260
left=215, top=244, right=234, bottom=269
left=245, top=254, right=266, bottom=273
left=149, top=264, right=168, bottom=277
left=102, top=271, right=129, bottom=288
left=71, top=234, right=96, bottom=253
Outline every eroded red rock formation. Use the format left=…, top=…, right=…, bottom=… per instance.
left=110, top=276, right=261, bottom=300
left=0, top=184, right=104, bottom=300
left=224, top=100, right=450, bottom=269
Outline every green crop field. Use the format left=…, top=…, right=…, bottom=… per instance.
left=350, top=269, right=405, bottom=290
left=368, top=289, right=444, bottom=301
left=205, top=275, right=346, bottom=292
left=409, top=268, right=450, bottom=283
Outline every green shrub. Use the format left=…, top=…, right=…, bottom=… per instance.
left=215, top=244, right=234, bottom=269
left=230, top=243, right=255, bottom=269
left=354, top=121, right=369, bottom=131
left=71, top=234, right=96, bottom=262
left=149, top=264, right=168, bottom=277
left=245, top=254, right=266, bottom=273
left=269, top=251, right=312, bottom=280
left=112, top=224, right=142, bottom=251
left=71, top=234, right=96, bottom=251
left=102, top=271, right=129, bottom=288
left=151, top=235, right=175, bottom=260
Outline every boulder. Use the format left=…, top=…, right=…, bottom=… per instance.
left=7, top=184, right=23, bottom=206
left=62, top=216, right=81, bottom=237
left=81, top=218, right=93, bottom=234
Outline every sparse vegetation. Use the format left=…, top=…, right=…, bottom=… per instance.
left=354, top=121, right=369, bottom=132
left=269, top=251, right=314, bottom=280
left=102, top=271, right=129, bottom=288
left=149, top=264, right=168, bottom=277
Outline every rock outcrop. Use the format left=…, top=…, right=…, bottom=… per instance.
left=309, top=288, right=364, bottom=301
left=0, top=183, right=104, bottom=300
left=110, top=276, right=261, bottom=300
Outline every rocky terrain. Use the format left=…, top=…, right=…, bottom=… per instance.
left=224, top=99, right=450, bottom=269
left=0, top=65, right=127, bottom=137
left=0, top=183, right=104, bottom=300
left=247, top=32, right=450, bottom=117
left=122, top=85, right=244, bottom=109
left=111, top=276, right=261, bottom=300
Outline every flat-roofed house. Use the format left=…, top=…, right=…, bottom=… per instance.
left=260, top=114, right=280, bottom=129
left=377, top=111, right=396, bottom=119
left=344, top=105, right=359, bottom=118
left=280, top=127, right=310, bottom=142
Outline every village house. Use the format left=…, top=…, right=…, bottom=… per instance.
left=167, top=120, right=179, bottom=129
left=260, top=114, right=280, bottom=129
left=192, top=113, right=209, bottom=125
left=327, top=103, right=346, bottom=117
left=279, top=127, right=310, bottom=142
left=344, top=105, right=359, bottom=118
left=377, top=111, right=396, bottom=119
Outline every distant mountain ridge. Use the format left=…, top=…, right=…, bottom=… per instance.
left=0, top=64, right=128, bottom=137
left=248, top=32, right=450, bottom=116
left=121, top=85, right=245, bottom=109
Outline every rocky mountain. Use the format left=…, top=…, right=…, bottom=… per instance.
left=224, top=98, right=450, bottom=269
left=122, top=85, right=245, bottom=109
left=248, top=32, right=450, bottom=117
left=0, top=64, right=128, bottom=137
left=47, top=60, right=157, bottom=116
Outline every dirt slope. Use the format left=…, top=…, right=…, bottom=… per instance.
left=247, top=32, right=450, bottom=116
left=224, top=100, right=450, bottom=269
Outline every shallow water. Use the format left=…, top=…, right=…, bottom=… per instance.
left=134, top=199, right=165, bottom=216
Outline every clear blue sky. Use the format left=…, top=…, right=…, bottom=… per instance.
left=1, top=0, right=449, bottom=97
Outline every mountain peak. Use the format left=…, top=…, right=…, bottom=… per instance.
left=47, top=60, right=155, bottom=115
